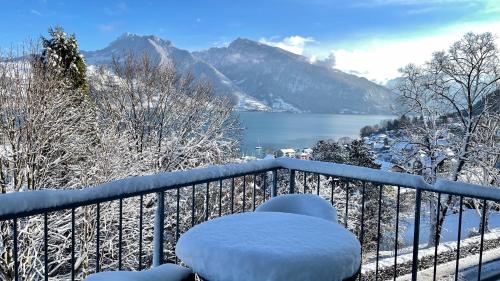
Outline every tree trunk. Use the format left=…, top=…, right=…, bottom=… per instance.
left=427, top=198, right=438, bottom=247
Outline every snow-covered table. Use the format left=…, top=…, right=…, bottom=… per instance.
left=176, top=212, right=361, bottom=281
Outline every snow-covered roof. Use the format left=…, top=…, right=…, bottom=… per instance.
left=279, top=148, right=296, bottom=153
left=392, top=141, right=412, bottom=152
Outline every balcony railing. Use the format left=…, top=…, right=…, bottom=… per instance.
left=0, top=157, right=499, bottom=281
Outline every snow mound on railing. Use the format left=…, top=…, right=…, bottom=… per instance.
left=433, top=179, right=500, bottom=201
left=0, top=159, right=279, bottom=218
left=277, top=158, right=430, bottom=189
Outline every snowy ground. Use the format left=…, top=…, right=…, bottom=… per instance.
left=362, top=229, right=500, bottom=280
left=361, top=208, right=500, bottom=280
left=396, top=248, right=500, bottom=281
left=403, top=208, right=500, bottom=246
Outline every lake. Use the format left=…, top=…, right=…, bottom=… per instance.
left=239, top=112, right=395, bottom=156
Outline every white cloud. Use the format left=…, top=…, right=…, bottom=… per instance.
left=311, top=53, right=336, bottom=68
left=106, top=2, right=128, bottom=15
left=30, top=9, right=42, bottom=16
left=327, top=20, right=500, bottom=84
left=97, top=23, right=115, bottom=33
left=354, top=0, right=482, bottom=7
left=259, top=35, right=315, bottom=55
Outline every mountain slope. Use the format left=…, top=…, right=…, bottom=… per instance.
left=194, top=38, right=395, bottom=114
left=82, top=33, right=269, bottom=111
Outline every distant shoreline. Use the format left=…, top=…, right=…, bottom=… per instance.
left=238, top=112, right=396, bottom=156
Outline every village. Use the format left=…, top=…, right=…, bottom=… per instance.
left=242, top=130, right=462, bottom=179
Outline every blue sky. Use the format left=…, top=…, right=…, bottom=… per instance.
left=1, top=0, right=499, bottom=83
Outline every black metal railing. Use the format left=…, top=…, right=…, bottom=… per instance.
left=0, top=158, right=499, bottom=281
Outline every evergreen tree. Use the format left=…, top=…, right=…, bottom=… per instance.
left=311, top=139, right=403, bottom=255
left=41, top=26, right=88, bottom=93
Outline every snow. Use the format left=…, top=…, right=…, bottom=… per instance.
left=432, top=179, right=500, bottom=201
left=233, top=91, right=271, bottom=112
left=363, top=229, right=500, bottom=274
left=276, top=158, right=430, bottom=189
left=1, top=156, right=498, bottom=222
left=83, top=263, right=193, bottom=281
left=270, top=97, right=302, bottom=113
left=395, top=245, right=500, bottom=280
left=403, top=208, right=500, bottom=246
left=255, top=194, right=338, bottom=223
left=0, top=158, right=279, bottom=219
left=175, top=212, right=361, bottom=281
left=375, top=159, right=394, bottom=171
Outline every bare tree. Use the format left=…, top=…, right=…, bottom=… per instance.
left=89, top=52, right=240, bottom=175
left=1, top=46, right=241, bottom=279
left=395, top=32, right=499, bottom=246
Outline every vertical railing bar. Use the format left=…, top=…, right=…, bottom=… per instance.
left=96, top=203, right=100, bottom=272
left=289, top=169, right=295, bottom=194
left=433, top=193, right=441, bottom=281
left=44, top=213, right=48, bottom=281
left=477, top=199, right=487, bottom=281
left=218, top=180, right=223, bottom=217
left=153, top=192, right=165, bottom=267
left=454, top=196, right=463, bottom=281
left=205, top=182, right=210, bottom=221
left=303, top=171, right=307, bottom=193
left=345, top=180, right=349, bottom=228
left=375, top=185, right=383, bottom=280
left=230, top=178, right=235, bottom=214
left=71, top=207, right=75, bottom=281
left=316, top=173, right=320, bottom=196
left=272, top=170, right=278, bottom=197
left=253, top=174, right=257, bottom=211
left=242, top=176, right=246, bottom=212
left=13, top=218, right=19, bottom=281
left=359, top=182, right=366, bottom=281
left=176, top=188, right=180, bottom=242
left=175, top=188, right=180, bottom=264
left=263, top=172, right=267, bottom=201
left=138, top=195, right=143, bottom=271
left=330, top=177, right=334, bottom=205
left=118, top=198, right=123, bottom=270
left=394, top=186, right=401, bottom=281
left=191, top=185, right=196, bottom=227
left=411, top=189, right=422, bottom=281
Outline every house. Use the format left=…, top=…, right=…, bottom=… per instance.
left=299, top=153, right=309, bottom=160
left=390, top=164, right=406, bottom=173
left=275, top=148, right=296, bottom=158
left=303, top=148, right=313, bottom=155
left=299, top=148, right=313, bottom=160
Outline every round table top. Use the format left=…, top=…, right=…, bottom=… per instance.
left=176, top=212, right=361, bottom=281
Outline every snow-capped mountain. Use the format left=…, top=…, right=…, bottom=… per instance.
left=83, top=33, right=394, bottom=113
left=194, top=38, right=394, bottom=114
left=82, top=33, right=269, bottom=111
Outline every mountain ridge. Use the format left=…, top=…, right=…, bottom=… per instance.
left=194, top=37, right=394, bottom=114
left=83, top=33, right=395, bottom=114
left=82, top=33, right=269, bottom=111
